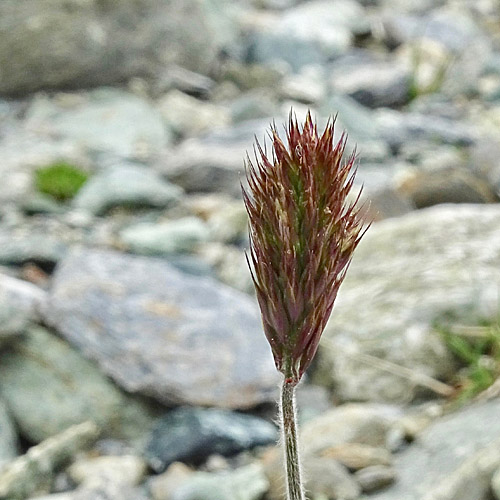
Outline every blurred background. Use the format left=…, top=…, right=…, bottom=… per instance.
left=1, top=0, right=500, bottom=499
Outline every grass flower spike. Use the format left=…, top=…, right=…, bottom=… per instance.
left=243, top=111, right=367, bottom=500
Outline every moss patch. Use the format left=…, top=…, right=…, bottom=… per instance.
left=35, top=162, right=88, bottom=202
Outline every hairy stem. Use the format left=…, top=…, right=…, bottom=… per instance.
left=281, top=379, right=305, bottom=500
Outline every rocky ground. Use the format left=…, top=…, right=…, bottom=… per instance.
left=1, top=0, right=500, bottom=499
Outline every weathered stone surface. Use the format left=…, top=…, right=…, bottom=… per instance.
left=330, top=58, right=411, bottom=108
left=171, top=464, right=269, bottom=500
left=120, top=217, right=209, bottom=256
left=491, top=464, right=500, bottom=500
left=376, top=109, right=477, bottom=149
left=42, top=247, right=279, bottom=408
left=0, top=0, right=237, bottom=95
left=263, top=449, right=360, bottom=500
left=0, top=421, right=99, bottom=500
left=301, top=404, right=401, bottom=454
left=68, top=455, right=147, bottom=488
left=0, top=273, right=45, bottom=345
left=159, top=90, right=231, bottom=137
left=0, top=398, right=18, bottom=466
left=370, top=399, right=500, bottom=500
left=398, top=167, right=498, bottom=208
left=73, top=164, right=182, bottom=216
left=321, top=443, right=393, bottom=470
left=26, top=89, right=170, bottom=161
left=248, top=0, right=368, bottom=71
left=0, top=326, right=155, bottom=445
left=355, top=465, right=396, bottom=493
left=0, top=229, right=66, bottom=270
left=149, top=462, right=194, bottom=500
left=315, top=205, right=500, bottom=403
left=161, top=140, right=246, bottom=196
left=145, top=407, right=277, bottom=472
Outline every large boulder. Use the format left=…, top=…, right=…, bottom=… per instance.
left=0, top=326, right=156, bottom=444
left=42, top=248, right=279, bottom=408
left=0, top=0, right=236, bottom=95
left=314, top=204, right=500, bottom=403
left=370, top=398, right=500, bottom=500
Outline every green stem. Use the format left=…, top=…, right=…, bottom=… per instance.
left=281, top=378, right=305, bottom=500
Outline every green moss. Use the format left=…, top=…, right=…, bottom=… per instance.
left=35, top=162, right=88, bottom=202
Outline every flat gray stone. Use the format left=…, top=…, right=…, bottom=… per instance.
left=330, top=57, right=411, bottom=108
left=26, top=89, right=170, bottom=161
left=73, top=164, right=182, bottom=216
left=315, top=205, right=500, bottom=403
left=120, top=217, right=209, bottom=256
left=0, top=273, right=46, bottom=345
left=42, top=248, right=279, bottom=408
left=0, top=326, right=155, bottom=444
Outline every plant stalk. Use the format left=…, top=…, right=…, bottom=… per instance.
left=281, top=378, right=305, bottom=500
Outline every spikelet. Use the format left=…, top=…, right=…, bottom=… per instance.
left=243, top=111, right=367, bottom=384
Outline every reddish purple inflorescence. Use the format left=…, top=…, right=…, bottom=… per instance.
left=243, top=112, right=367, bottom=384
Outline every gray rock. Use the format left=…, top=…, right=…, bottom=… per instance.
left=149, top=462, right=194, bottom=500
left=248, top=0, right=368, bottom=71
left=491, top=464, right=500, bottom=500
left=321, top=443, right=393, bottom=470
left=161, top=140, right=245, bottom=196
left=172, top=464, right=268, bottom=500
left=320, top=94, right=391, bottom=162
left=355, top=465, right=395, bottom=492
left=376, top=109, right=477, bottom=149
left=26, top=89, right=170, bottom=161
left=330, top=58, right=411, bottom=108
left=229, top=91, right=279, bottom=123
left=158, top=90, right=230, bottom=137
left=0, top=421, right=98, bottom=500
left=145, top=407, right=277, bottom=472
left=280, top=66, right=327, bottom=104
left=263, top=449, right=360, bottom=500
left=0, top=398, right=18, bottom=466
left=198, top=243, right=254, bottom=293
left=120, top=217, right=209, bottom=256
left=68, top=455, right=147, bottom=488
left=0, top=229, right=66, bottom=270
left=370, top=399, right=500, bottom=500
left=0, top=273, right=46, bottom=344
left=42, top=248, right=279, bottom=408
left=301, top=404, right=401, bottom=454
left=315, top=204, right=500, bottom=403
left=398, top=167, right=498, bottom=208
left=156, top=65, right=216, bottom=99
left=73, top=164, right=182, bottom=216
left=352, top=163, right=415, bottom=221
left=0, top=326, right=155, bottom=445
left=0, top=0, right=237, bottom=95
left=470, top=138, right=500, bottom=196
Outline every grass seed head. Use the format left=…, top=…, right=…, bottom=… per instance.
left=243, top=111, right=368, bottom=383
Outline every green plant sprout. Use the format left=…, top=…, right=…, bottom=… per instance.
left=243, top=112, right=367, bottom=500
left=35, top=162, right=88, bottom=202
left=439, top=319, right=500, bottom=405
